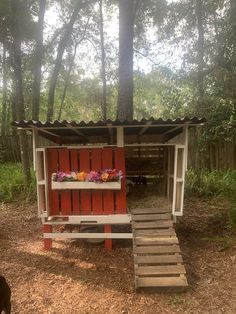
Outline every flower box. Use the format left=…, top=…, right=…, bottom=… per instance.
left=51, top=180, right=121, bottom=190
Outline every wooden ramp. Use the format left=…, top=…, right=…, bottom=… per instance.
left=132, top=208, right=188, bottom=291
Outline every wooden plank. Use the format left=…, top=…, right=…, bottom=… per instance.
left=132, top=208, right=169, bottom=214
left=70, top=149, right=80, bottom=214
left=114, top=148, right=126, bottom=214
left=137, top=276, right=188, bottom=288
left=136, top=265, right=186, bottom=276
left=102, top=148, right=114, bottom=214
left=132, top=213, right=172, bottom=221
left=47, top=149, right=59, bottom=215
left=135, top=237, right=179, bottom=245
left=91, top=148, right=103, bottom=214
left=58, top=149, right=72, bottom=215
left=52, top=181, right=121, bottom=190
left=134, top=254, right=183, bottom=264
left=134, top=245, right=181, bottom=254
left=135, top=229, right=176, bottom=236
left=133, top=221, right=173, bottom=229
left=79, top=149, right=91, bottom=215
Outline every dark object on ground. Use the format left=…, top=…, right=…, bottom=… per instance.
left=0, top=276, right=11, bottom=314
left=127, top=176, right=147, bottom=185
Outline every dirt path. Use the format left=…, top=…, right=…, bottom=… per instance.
left=1, top=197, right=236, bottom=314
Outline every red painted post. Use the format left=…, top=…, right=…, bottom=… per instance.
left=43, top=225, right=52, bottom=250
left=104, top=225, right=112, bottom=251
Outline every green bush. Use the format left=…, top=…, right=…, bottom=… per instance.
left=0, top=163, right=36, bottom=202
left=185, top=169, right=236, bottom=228
left=185, top=169, right=236, bottom=197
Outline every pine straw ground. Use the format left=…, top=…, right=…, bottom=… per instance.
left=1, top=186, right=236, bottom=314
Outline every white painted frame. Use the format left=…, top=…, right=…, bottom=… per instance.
left=172, top=145, right=186, bottom=216
left=44, top=233, right=133, bottom=239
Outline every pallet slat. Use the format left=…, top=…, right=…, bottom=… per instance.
left=134, top=254, right=183, bottom=264
left=132, top=213, right=172, bottom=221
left=136, top=265, right=186, bottom=275
left=134, top=245, right=181, bottom=254
left=132, top=208, right=169, bottom=214
left=135, top=237, right=179, bottom=245
left=133, top=221, right=173, bottom=229
left=135, top=229, right=176, bottom=236
left=137, top=276, right=188, bottom=288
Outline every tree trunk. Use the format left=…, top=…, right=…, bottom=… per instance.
left=1, top=44, right=8, bottom=137
left=99, top=0, right=107, bottom=121
left=10, top=0, right=31, bottom=185
left=47, top=4, right=81, bottom=120
left=196, top=0, right=205, bottom=113
left=32, top=0, right=46, bottom=120
left=117, top=0, right=134, bottom=121
left=58, top=44, right=78, bottom=120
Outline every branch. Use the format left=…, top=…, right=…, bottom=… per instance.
left=133, top=48, right=161, bottom=67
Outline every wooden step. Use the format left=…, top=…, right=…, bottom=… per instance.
left=134, top=254, right=183, bottom=264
left=134, top=245, right=180, bottom=254
left=136, top=265, right=186, bottom=276
left=135, top=237, right=179, bottom=245
left=132, top=213, right=172, bottom=221
left=136, top=276, right=188, bottom=288
left=132, top=208, right=169, bottom=214
left=133, top=221, right=173, bottom=229
left=135, top=229, right=176, bottom=236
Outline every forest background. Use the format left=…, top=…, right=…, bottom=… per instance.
left=0, top=0, right=235, bottom=199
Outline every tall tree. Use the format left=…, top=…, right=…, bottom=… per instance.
left=196, top=0, right=205, bottom=112
left=1, top=44, right=8, bottom=136
left=32, top=0, right=46, bottom=120
left=117, top=0, right=134, bottom=121
left=99, top=0, right=107, bottom=121
left=10, top=0, right=31, bottom=184
left=47, top=3, right=81, bottom=120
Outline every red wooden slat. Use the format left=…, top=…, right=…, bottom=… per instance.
left=91, top=148, right=103, bottom=214
left=70, top=149, right=80, bottom=215
left=47, top=148, right=59, bottom=215
left=79, top=149, right=91, bottom=214
left=114, top=148, right=126, bottom=214
left=102, top=148, right=114, bottom=214
left=58, top=149, right=72, bottom=215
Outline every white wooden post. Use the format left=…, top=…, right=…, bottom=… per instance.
left=32, top=128, right=39, bottom=170
left=172, top=145, right=177, bottom=216
left=183, top=124, right=189, bottom=170
left=117, top=126, right=124, bottom=147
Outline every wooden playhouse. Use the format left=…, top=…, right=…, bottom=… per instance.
left=13, top=117, right=205, bottom=290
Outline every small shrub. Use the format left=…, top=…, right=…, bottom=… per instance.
left=0, top=163, right=36, bottom=202
left=185, top=169, right=236, bottom=228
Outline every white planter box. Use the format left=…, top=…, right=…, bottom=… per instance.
left=51, top=180, right=121, bottom=190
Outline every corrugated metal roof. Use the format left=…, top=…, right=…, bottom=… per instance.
left=11, top=117, right=206, bottom=128
left=11, top=117, right=206, bottom=144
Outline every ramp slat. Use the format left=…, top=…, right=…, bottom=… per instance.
left=137, top=276, right=188, bottom=288
left=134, top=254, right=183, bottom=264
left=132, top=208, right=168, bottom=214
left=136, top=265, right=186, bottom=275
left=132, top=213, right=171, bottom=221
left=134, top=245, right=180, bottom=254
left=133, top=221, right=173, bottom=229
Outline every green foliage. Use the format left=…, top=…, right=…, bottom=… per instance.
left=185, top=169, right=236, bottom=197
left=0, top=163, right=36, bottom=202
left=185, top=169, right=236, bottom=228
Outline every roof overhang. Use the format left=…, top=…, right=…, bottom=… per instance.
left=11, top=117, right=206, bottom=144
